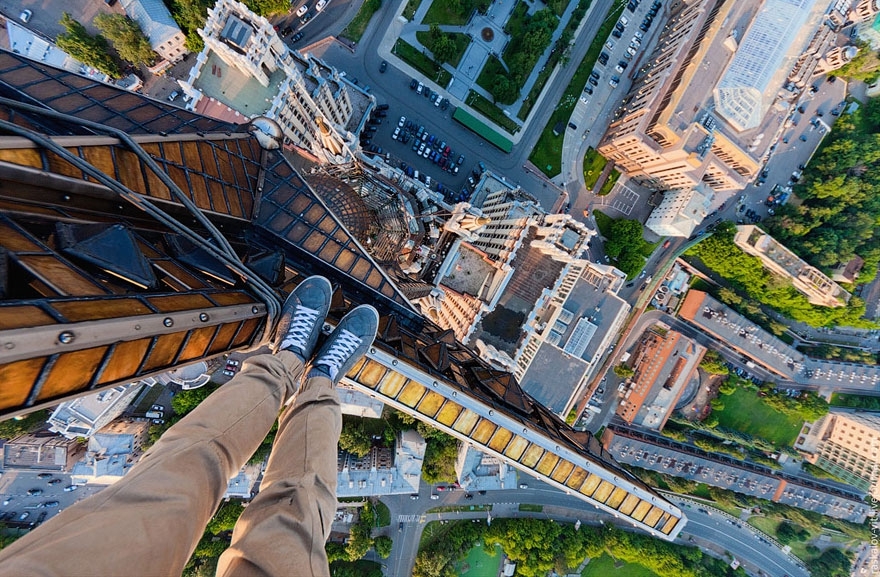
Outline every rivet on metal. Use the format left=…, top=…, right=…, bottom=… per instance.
left=199, top=313, right=209, bottom=322
left=163, top=318, right=174, bottom=327
left=58, top=331, right=75, bottom=344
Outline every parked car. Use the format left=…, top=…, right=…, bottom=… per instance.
left=26, top=488, right=42, bottom=496
left=379, top=60, right=387, bottom=73
left=19, top=9, right=32, bottom=23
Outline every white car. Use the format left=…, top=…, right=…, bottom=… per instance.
left=316, top=0, right=328, bottom=10
left=393, top=127, right=401, bottom=139
left=398, top=116, right=406, bottom=128
left=19, top=9, right=32, bottom=23
left=434, top=96, right=442, bottom=107
left=295, top=4, right=309, bottom=17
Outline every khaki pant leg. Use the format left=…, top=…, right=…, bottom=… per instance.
left=0, top=351, right=303, bottom=577
left=217, top=373, right=339, bottom=577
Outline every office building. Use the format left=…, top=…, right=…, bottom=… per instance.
left=337, top=430, right=426, bottom=498
left=2, top=432, right=85, bottom=472
left=598, top=0, right=853, bottom=193
left=456, top=445, right=519, bottom=492
left=181, top=0, right=366, bottom=164
left=47, top=383, right=145, bottom=440
left=733, top=225, right=849, bottom=308
left=618, top=326, right=705, bottom=430
left=644, top=184, right=714, bottom=237
left=0, top=50, right=685, bottom=540
left=795, top=411, right=880, bottom=499
left=119, top=0, right=188, bottom=65
left=70, top=420, right=150, bottom=485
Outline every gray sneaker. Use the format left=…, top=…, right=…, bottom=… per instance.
left=312, top=305, right=379, bottom=384
left=273, top=276, right=333, bottom=358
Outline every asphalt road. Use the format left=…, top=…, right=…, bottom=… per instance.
left=377, top=481, right=807, bottom=577
left=288, top=0, right=635, bottom=213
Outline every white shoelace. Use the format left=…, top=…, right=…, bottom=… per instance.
left=279, top=306, right=320, bottom=353
left=315, top=329, right=362, bottom=380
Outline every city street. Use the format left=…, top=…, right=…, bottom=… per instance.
left=375, top=481, right=807, bottom=577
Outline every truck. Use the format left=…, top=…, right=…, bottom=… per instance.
left=145, top=411, right=163, bottom=419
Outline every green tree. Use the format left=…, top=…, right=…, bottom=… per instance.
left=94, top=14, right=155, bottom=66
left=0, top=410, right=48, bottom=440
left=613, top=363, right=634, bottom=378
left=339, top=416, right=373, bottom=457
left=699, top=350, right=729, bottom=375
left=373, top=535, right=393, bottom=558
left=56, top=13, right=120, bottom=78
left=172, top=383, right=220, bottom=416
left=433, top=36, right=457, bottom=64
left=345, top=522, right=373, bottom=561
left=490, top=75, right=519, bottom=104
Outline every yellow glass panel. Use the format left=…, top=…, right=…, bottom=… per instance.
left=655, top=512, right=671, bottom=530
left=550, top=460, right=574, bottom=483
left=520, top=444, right=544, bottom=468
left=661, top=516, right=680, bottom=535
left=378, top=371, right=407, bottom=397
left=593, top=480, right=614, bottom=503
left=643, top=506, right=663, bottom=528
left=436, top=402, right=463, bottom=426
left=579, top=474, right=601, bottom=497
left=606, top=487, right=628, bottom=509
left=503, top=435, right=529, bottom=461
left=357, top=359, right=386, bottom=388
left=487, top=427, right=513, bottom=453
left=536, top=453, right=560, bottom=476
left=452, top=409, right=479, bottom=435
left=565, top=467, right=588, bottom=491
left=619, top=494, right=640, bottom=516
left=631, top=501, right=652, bottom=522
left=471, top=419, right=497, bottom=444
left=397, top=381, right=426, bottom=407
left=416, top=390, right=445, bottom=418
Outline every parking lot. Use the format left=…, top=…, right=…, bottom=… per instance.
left=0, top=470, right=103, bottom=530
left=598, top=181, right=640, bottom=216
left=360, top=79, right=488, bottom=202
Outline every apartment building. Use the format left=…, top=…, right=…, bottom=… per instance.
left=182, top=0, right=366, bottom=164
left=795, top=411, right=880, bottom=499
left=733, top=225, right=849, bottom=308
left=120, top=0, right=187, bottom=65
left=599, top=0, right=849, bottom=193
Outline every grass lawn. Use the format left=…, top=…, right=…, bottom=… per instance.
left=403, top=0, right=424, bottom=20
left=547, top=0, right=575, bottom=16
left=529, top=1, right=624, bottom=177
left=519, top=0, right=592, bottom=120
left=424, top=0, right=484, bottom=25
left=714, top=388, right=803, bottom=447
left=581, top=553, right=659, bottom=577
left=598, top=168, right=620, bottom=196
left=466, top=91, right=520, bottom=134
left=341, top=0, right=382, bottom=43
left=519, top=504, right=543, bottom=512
left=415, top=31, right=471, bottom=68
left=393, top=39, right=452, bottom=86
left=593, top=209, right=614, bottom=237
left=455, top=543, right=503, bottom=577
left=375, top=500, right=390, bottom=527
left=476, top=55, right=507, bottom=96
left=583, top=147, right=607, bottom=189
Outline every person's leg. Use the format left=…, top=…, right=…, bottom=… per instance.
left=217, top=305, right=379, bottom=577
left=0, top=276, right=334, bottom=577
left=0, top=351, right=303, bottom=577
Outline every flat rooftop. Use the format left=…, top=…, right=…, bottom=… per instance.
left=606, top=427, right=870, bottom=523
left=440, top=244, right=495, bottom=297
left=679, top=291, right=880, bottom=389
left=193, top=50, right=283, bottom=117
left=518, top=270, right=628, bottom=414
